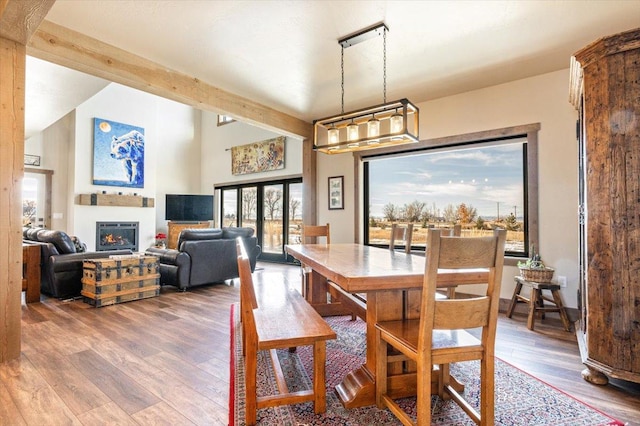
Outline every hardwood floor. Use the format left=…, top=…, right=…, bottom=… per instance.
left=2, top=262, right=639, bottom=425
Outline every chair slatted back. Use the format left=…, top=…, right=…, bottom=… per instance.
left=437, top=235, right=500, bottom=269
left=302, top=223, right=330, bottom=244
left=433, top=297, right=491, bottom=329
left=421, top=229, right=506, bottom=336
left=389, top=223, right=413, bottom=254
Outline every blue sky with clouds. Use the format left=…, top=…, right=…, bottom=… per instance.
left=368, top=140, right=525, bottom=220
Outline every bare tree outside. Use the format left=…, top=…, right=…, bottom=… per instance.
left=242, top=188, right=257, bottom=222
left=289, top=196, right=301, bottom=221
left=404, top=200, right=426, bottom=223
left=264, top=189, right=282, bottom=220
left=443, top=204, right=458, bottom=224
left=383, top=203, right=399, bottom=221
left=263, top=187, right=283, bottom=251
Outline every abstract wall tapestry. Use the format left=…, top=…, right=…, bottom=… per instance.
left=93, top=118, right=145, bottom=188
left=231, top=136, right=285, bottom=175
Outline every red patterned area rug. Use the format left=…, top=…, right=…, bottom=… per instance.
left=229, top=304, right=623, bottom=425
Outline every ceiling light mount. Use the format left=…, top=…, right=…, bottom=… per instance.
left=338, top=22, right=388, bottom=49
left=314, top=23, right=419, bottom=154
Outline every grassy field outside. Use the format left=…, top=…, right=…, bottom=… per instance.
left=370, top=221, right=525, bottom=252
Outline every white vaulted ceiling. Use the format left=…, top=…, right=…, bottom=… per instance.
left=26, top=0, right=640, bottom=138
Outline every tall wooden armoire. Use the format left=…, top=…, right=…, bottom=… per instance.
left=569, top=27, right=640, bottom=385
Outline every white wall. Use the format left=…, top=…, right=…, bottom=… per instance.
left=153, top=98, right=201, bottom=236
left=316, top=69, right=580, bottom=307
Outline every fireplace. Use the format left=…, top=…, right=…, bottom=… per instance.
left=96, top=222, right=139, bottom=251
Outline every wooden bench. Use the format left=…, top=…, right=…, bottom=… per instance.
left=236, top=239, right=336, bottom=426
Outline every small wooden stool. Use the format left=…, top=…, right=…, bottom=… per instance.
left=506, top=276, right=571, bottom=331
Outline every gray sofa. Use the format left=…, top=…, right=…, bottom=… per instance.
left=146, top=227, right=261, bottom=291
left=23, top=227, right=132, bottom=299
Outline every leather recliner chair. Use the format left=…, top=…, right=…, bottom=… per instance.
left=146, top=227, right=261, bottom=291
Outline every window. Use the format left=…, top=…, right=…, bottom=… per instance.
left=360, top=124, right=539, bottom=260
left=217, top=114, right=235, bottom=126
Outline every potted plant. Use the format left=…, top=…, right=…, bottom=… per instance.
left=517, top=244, right=554, bottom=282
left=155, top=232, right=167, bottom=249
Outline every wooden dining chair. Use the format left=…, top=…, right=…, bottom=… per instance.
left=302, top=223, right=331, bottom=244
left=375, top=228, right=506, bottom=426
left=389, top=223, right=414, bottom=254
left=300, top=223, right=331, bottom=297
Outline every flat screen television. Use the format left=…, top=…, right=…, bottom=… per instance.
left=165, top=194, right=214, bottom=222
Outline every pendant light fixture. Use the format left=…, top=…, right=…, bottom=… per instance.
left=313, top=23, right=419, bottom=154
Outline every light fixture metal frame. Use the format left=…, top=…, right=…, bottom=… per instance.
left=313, top=23, right=420, bottom=154
left=313, top=98, right=419, bottom=154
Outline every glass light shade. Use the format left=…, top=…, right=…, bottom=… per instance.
left=367, top=117, right=380, bottom=137
left=390, top=112, right=404, bottom=133
left=328, top=126, right=340, bottom=144
left=347, top=121, right=359, bottom=141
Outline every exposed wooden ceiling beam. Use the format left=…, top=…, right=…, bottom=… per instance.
left=0, top=0, right=54, bottom=45
left=27, top=20, right=312, bottom=140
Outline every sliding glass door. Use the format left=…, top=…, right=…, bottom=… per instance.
left=218, top=177, right=302, bottom=263
left=241, top=187, right=257, bottom=232
left=262, top=183, right=284, bottom=256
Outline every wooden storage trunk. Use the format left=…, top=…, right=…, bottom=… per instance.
left=82, top=255, right=160, bottom=307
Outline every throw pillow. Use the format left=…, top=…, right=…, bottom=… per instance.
left=71, top=236, right=87, bottom=253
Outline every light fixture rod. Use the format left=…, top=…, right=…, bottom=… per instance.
left=383, top=27, right=387, bottom=103
left=341, top=45, right=345, bottom=114
left=338, top=22, right=388, bottom=49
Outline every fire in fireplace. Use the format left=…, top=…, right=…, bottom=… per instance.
left=96, top=222, right=139, bottom=251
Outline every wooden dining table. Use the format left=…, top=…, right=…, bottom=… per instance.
left=284, top=243, right=490, bottom=408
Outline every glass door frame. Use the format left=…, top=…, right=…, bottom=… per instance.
left=217, top=177, right=302, bottom=263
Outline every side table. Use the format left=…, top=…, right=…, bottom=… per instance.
left=22, top=243, right=41, bottom=303
left=506, top=276, right=571, bottom=331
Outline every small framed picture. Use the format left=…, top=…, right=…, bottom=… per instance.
left=24, top=154, right=41, bottom=166
left=328, top=176, right=344, bottom=210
